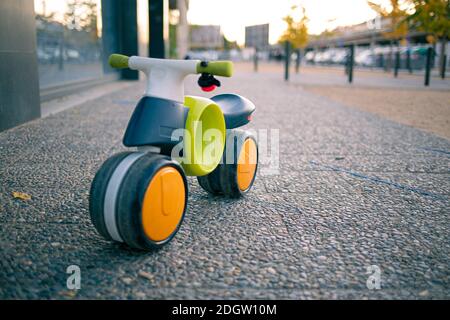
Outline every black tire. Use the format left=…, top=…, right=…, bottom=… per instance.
left=90, top=152, right=133, bottom=241
left=197, top=164, right=223, bottom=195
left=89, top=152, right=188, bottom=250
left=197, top=129, right=258, bottom=198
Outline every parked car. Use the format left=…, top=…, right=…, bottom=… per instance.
left=355, top=49, right=376, bottom=67
left=304, top=51, right=315, bottom=63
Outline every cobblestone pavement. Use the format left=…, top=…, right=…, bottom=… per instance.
left=0, top=67, right=449, bottom=299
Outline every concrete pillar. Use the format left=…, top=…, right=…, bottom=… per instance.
left=149, top=0, right=169, bottom=58
left=0, top=0, right=41, bottom=132
left=176, top=0, right=189, bottom=59
left=101, top=0, right=139, bottom=80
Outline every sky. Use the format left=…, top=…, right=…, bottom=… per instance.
left=34, top=0, right=381, bottom=46
left=188, top=0, right=379, bottom=45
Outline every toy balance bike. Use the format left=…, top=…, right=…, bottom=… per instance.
left=89, top=54, right=258, bottom=250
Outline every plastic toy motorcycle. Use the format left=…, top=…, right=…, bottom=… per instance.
left=89, top=54, right=258, bottom=250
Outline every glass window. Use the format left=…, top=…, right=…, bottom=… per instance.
left=34, top=0, right=103, bottom=89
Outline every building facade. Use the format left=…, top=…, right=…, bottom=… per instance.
left=245, top=24, right=269, bottom=50
left=190, top=25, right=222, bottom=50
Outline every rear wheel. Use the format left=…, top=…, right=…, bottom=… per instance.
left=197, top=129, right=258, bottom=198
left=90, top=152, right=188, bottom=250
left=197, top=163, right=222, bottom=195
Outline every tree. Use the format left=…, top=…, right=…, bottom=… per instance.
left=65, top=0, right=98, bottom=39
left=62, top=0, right=99, bottom=68
left=404, top=0, right=449, bottom=73
left=368, top=0, right=409, bottom=43
left=279, top=5, right=309, bottom=49
left=368, top=0, right=409, bottom=70
left=223, top=36, right=239, bottom=51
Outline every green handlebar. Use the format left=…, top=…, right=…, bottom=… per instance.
left=197, top=61, right=233, bottom=77
left=109, top=54, right=129, bottom=69
left=109, top=53, right=233, bottom=78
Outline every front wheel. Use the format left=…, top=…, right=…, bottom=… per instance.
left=90, top=152, right=188, bottom=250
left=197, top=129, right=258, bottom=198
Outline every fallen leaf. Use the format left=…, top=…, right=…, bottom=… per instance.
left=419, top=290, right=429, bottom=297
left=138, top=270, right=154, bottom=281
left=121, top=277, right=133, bottom=285
left=12, top=192, right=31, bottom=201
left=58, top=290, right=78, bottom=298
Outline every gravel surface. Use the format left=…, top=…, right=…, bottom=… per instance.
left=0, top=67, right=449, bottom=299
left=304, top=86, right=450, bottom=140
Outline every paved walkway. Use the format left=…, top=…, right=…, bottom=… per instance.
left=1, top=67, right=449, bottom=299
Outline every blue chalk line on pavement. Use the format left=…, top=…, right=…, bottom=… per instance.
left=309, top=160, right=448, bottom=201
left=419, top=147, right=450, bottom=157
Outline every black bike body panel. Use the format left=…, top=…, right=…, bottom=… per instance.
left=211, top=94, right=256, bottom=129
left=123, top=96, right=188, bottom=154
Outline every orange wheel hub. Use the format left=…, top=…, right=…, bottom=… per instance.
left=141, top=167, right=186, bottom=242
left=237, top=139, right=258, bottom=191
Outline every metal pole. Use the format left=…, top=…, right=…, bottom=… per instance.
left=425, top=47, right=432, bottom=86
left=345, top=54, right=349, bottom=75
left=348, top=45, right=354, bottom=83
left=149, top=0, right=168, bottom=58
left=441, top=54, right=447, bottom=79
left=176, top=0, right=189, bottom=59
left=58, top=32, right=64, bottom=71
left=284, top=41, right=290, bottom=81
left=383, top=53, right=388, bottom=71
left=406, top=49, right=412, bottom=73
left=295, top=48, right=301, bottom=74
left=253, top=47, right=258, bottom=72
left=379, top=53, right=384, bottom=69
left=394, top=50, right=400, bottom=78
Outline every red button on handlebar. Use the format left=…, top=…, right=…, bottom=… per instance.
left=201, top=85, right=216, bottom=92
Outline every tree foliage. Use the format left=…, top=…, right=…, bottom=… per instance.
left=223, top=36, right=239, bottom=50
left=65, top=0, right=98, bottom=36
left=279, top=5, right=309, bottom=49
left=404, top=0, right=449, bottom=43
left=367, top=0, right=409, bottom=41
